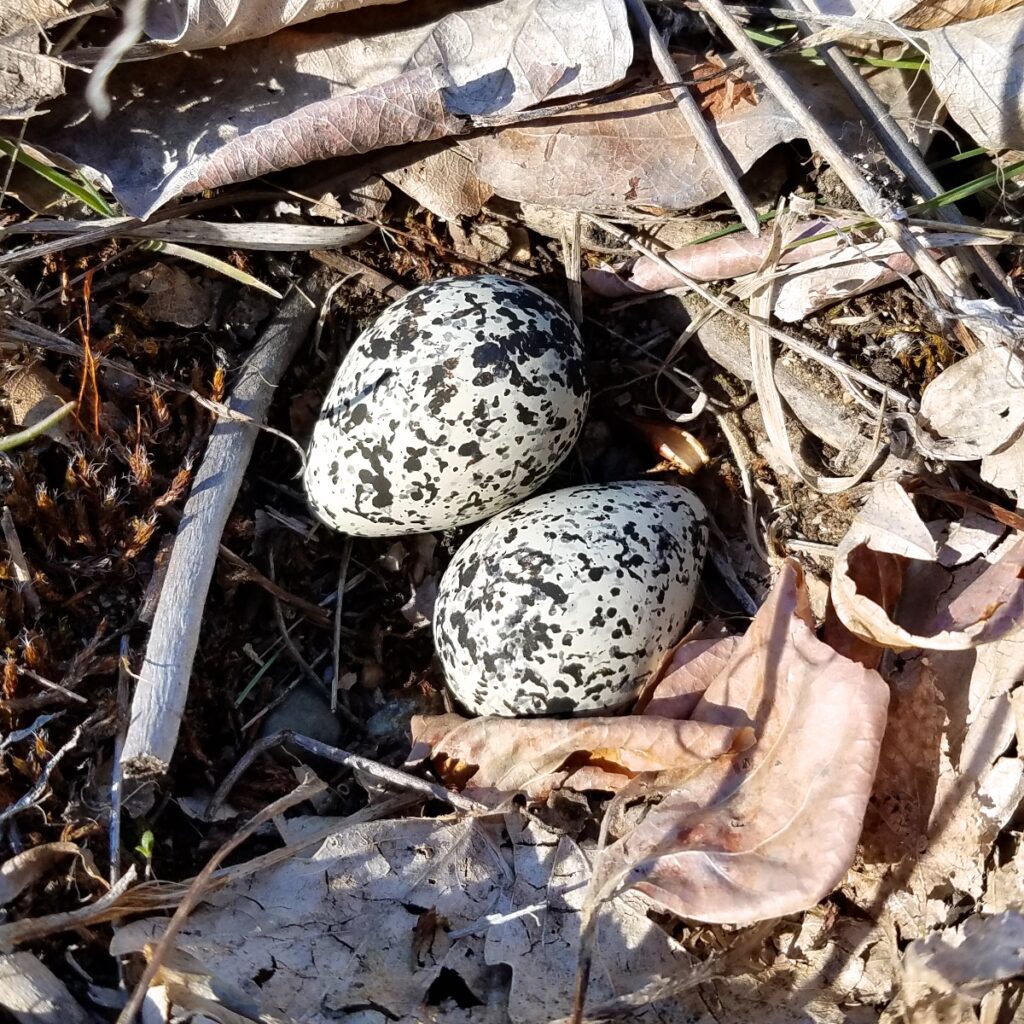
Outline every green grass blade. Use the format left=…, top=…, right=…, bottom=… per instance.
left=0, top=402, right=77, bottom=452
left=0, top=140, right=116, bottom=216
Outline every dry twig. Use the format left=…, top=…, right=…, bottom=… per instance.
left=626, top=0, right=760, bottom=235
left=121, top=271, right=332, bottom=782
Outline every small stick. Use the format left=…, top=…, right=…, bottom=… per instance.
left=268, top=547, right=361, bottom=730
left=697, top=0, right=963, bottom=305
left=116, top=777, right=325, bottom=1024
left=0, top=508, right=39, bottom=618
left=0, top=725, right=83, bottom=827
left=625, top=0, right=761, bottom=235
left=14, top=667, right=88, bottom=705
left=206, top=731, right=487, bottom=818
left=121, top=271, right=332, bottom=781
left=331, top=537, right=354, bottom=713
left=159, top=505, right=330, bottom=626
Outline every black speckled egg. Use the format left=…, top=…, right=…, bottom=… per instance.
left=433, top=481, right=708, bottom=717
left=304, top=276, right=588, bottom=537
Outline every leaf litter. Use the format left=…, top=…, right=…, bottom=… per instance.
left=2, top=0, right=1024, bottom=1022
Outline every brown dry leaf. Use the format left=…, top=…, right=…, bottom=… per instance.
left=0, top=362, right=73, bottom=445
left=129, top=263, right=221, bottom=328
left=409, top=712, right=744, bottom=806
left=0, top=841, right=81, bottom=906
left=640, top=632, right=740, bottom=719
left=830, top=481, right=1024, bottom=652
left=593, top=560, right=890, bottom=926
left=455, top=77, right=801, bottom=214
left=40, top=0, right=631, bottom=217
left=897, top=0, right=1024, bottom=29
left=0, top=2, right=82, bottom=119
left=845, top=627, right=1024, bottom=938
left=902, top=911, right=1024, bottom=1023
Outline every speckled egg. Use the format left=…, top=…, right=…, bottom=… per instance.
left=433, top=481, right=708, bottom=717
left=304, top=276, right=588, bottom=537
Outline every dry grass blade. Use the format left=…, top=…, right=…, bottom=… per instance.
left=697, top=0, right=968, bottom=314
left=586, top=214, right=912, bottom=407
left=116, top=775, right=327, bottom=1024
left=747, top=205, right=887, bottom=491
left=3, top=217, right=377, bottom=251
left=785, top=0, right=1020, bottom=311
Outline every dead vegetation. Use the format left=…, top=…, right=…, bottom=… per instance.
left=1, top=1, right=1024, bottom=1023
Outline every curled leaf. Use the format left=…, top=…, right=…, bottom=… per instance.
left=831, top=481, right=1024, bottom=651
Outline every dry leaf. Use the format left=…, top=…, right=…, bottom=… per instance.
left=130, top=263, right=221, bottom=328
left=896, top=0, right=1024, bottom=27
left=830, top=481, right=1024, bottom=651
left=902, top=911, right=1024, bottom=1022
left=640, top=633, right=740, bottom=719
left=0, top=362, right=72, bottom=444
left=0, top=842, right=81, bottom=906
left=594, top=560, right=890, bottom=926
left=143, top=0, right=408, bottom=49
left=41, top=0, right=631, bottom=217
left=584, top=219, right=852, bottom=297
left=0, top=1, right=88, bottom=119
left=455, top=79, right=801, bottom=214
left=113, top=814, right=696, bottom=1024
left=845, top=628, right=1024, bottom=937
left=0, top=951, right=92, bottom=1024
left=914, top=349, right=1024, bottom=461
left=924, top=7, right=1024, bottom=149
left=410, top=712, right=744, bottom=805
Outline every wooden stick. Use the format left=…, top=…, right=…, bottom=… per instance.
left=625, top=0, right=761, bottom=235
left=121, top=272, right=332, bottom=781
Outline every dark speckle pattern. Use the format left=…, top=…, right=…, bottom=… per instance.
left=433, top=482, right=708, bottom=717
left=304, top=276, right=589, bottom=537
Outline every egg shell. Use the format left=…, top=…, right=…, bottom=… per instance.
left=304, top=276, right=588, bottom=537
left=433, top=481, right=708, bottom=717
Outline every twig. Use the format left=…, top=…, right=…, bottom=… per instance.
left=157, top=505, right=330, bottom=626
left=0, top=725, right=83, bottom=827
left=85, top=0, right=147, bottom=119
left=15, top=667, right=87, bottom=705
left=561, top=212, right=584, bottom=325
left=585, top=214, right=911, bottom=406
left=696, top=0, right=964, bottom=306
left=121, top=271, right=332, bottom=781
left=332, top=537, right=354, bottom=714
left=110, top=638, right=131, bottom=887
left=268, top=547, right=361, bottom=730
left=625, top=0, right=760, bottom=235
left=116, top=777, right=325, bottom=1024
left=784, top=0, right=1020, bottom=311
left=0, top=952, right=94, bottom=1024
left=206, top=731, right=487, bottom=819
left=1, top=508, right=40, bottom=617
